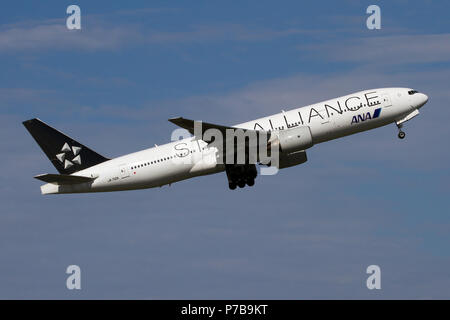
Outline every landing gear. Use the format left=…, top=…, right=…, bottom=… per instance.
left=226, top=164, right=257, bottom=190
left=396, top=122, right=406, bottom=140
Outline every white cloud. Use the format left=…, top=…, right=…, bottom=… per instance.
left=0, top=16, right=310, bottom=52
left=0, top=23, right=139, bottom=52
left=302, top=33, right=450, bottom=64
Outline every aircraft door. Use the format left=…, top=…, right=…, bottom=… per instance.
left=119, top=164, right=130, bottom=179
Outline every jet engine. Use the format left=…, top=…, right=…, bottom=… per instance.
left=267, top=126, right=313, bottom=169
left=278, top=150, right=308, bottom=169
left=269, top=126, right=313, bottom=154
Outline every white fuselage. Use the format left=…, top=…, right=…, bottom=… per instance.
left=40, top=87, right=428, bottom=194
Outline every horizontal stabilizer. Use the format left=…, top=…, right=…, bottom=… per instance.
left=34, top=173, right=95, bottom=185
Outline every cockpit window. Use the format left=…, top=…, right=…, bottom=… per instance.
left=408, top=90, right=419, bottom=95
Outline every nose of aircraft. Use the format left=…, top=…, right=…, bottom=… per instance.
left=419, top=93, right=429, bottom=107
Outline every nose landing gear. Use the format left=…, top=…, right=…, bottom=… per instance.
left=396, top=123, right=406, bottom=139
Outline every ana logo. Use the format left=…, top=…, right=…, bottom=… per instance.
left=351, top=108, right=381, bottom=125
left=56, top=143, right=82, bottom=169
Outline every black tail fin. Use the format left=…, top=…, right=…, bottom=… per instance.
left=23, top=118, right=109, bottom=174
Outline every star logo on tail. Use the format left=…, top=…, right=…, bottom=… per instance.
left=56, top=143, right=82, bottom=169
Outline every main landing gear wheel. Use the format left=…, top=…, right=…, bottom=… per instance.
left=228, top=182, right=237, bottom=190
left=246, top=178, right=255, bottom=187
left=225, top=164, right=258, bottom=190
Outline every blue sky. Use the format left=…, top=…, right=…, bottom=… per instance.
left=1, top=0, right=450, bottom=298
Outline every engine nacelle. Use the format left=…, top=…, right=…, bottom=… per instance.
left=278, top=150, right=307, bottom=169
left=270, top=126, right=313, bottom=153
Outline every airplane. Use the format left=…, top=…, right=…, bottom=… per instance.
left=23, top=87, right=428, bottom=194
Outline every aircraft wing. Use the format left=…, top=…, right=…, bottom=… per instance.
left=169, top=117, right=271, bottom=142
left=169, top=116, right=275, bottom=169
left=169, top=117, right=275, bottom=188
left=34, top=173, right=96, bottom=185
